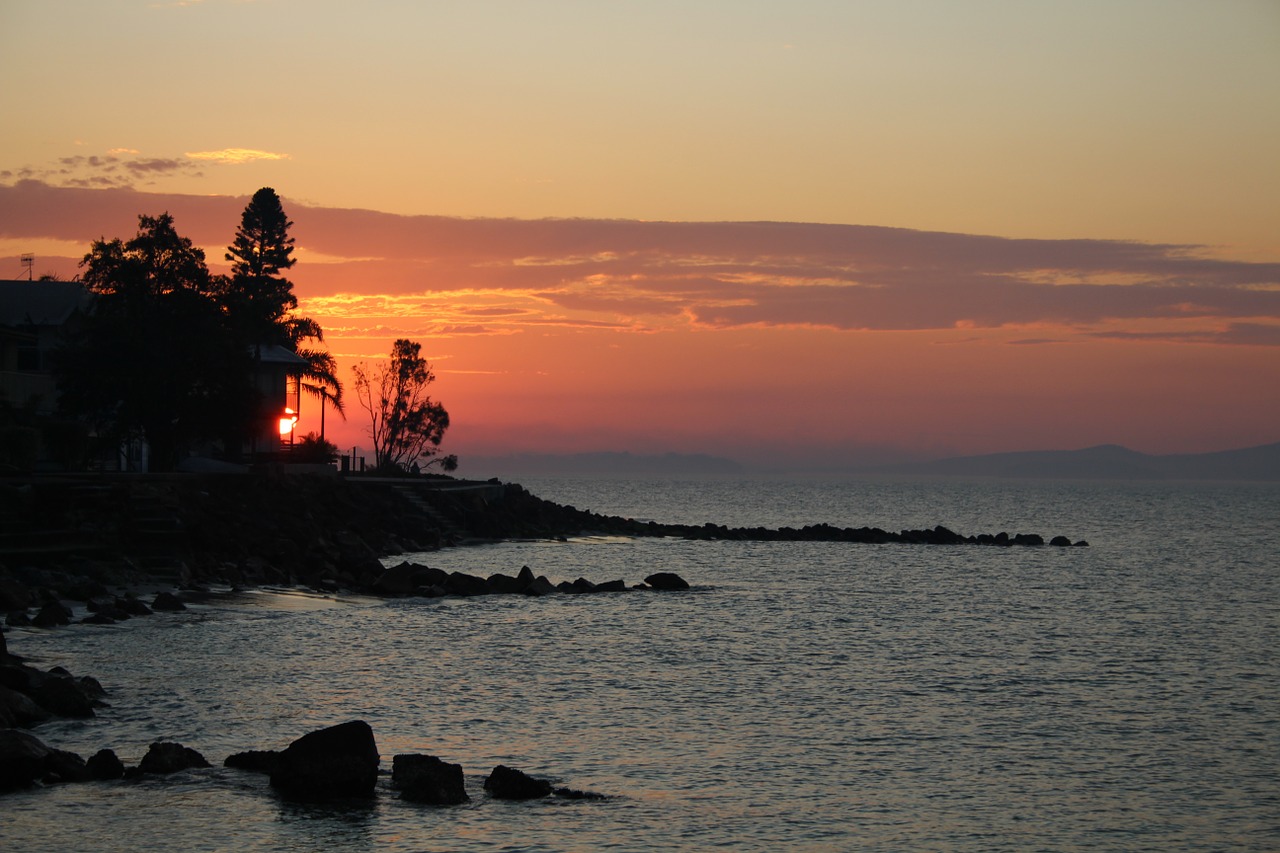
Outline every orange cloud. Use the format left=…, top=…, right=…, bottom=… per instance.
left=3, top=180, right=1277, bottom=463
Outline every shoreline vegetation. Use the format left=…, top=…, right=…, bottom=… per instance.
left=1, top=470, right=1085, bottom=795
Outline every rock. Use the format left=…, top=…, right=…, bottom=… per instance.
left=5, top=611, right=31, bottom=627
left=521, top=576, right=558, bottom=597
left=447, top=571, right=490, bottom=597
left=87, top=748, right=125, bottom=780
left=269, top=720, right=380, bottom=800
left=42, top=748, right=90, bottom=784
left=516, top=566, right=535, bottom=586
left=644, top=572, right=690, bottom=591
left=392, top=754, right=469, bottom=804
left=373, top=562, right=449, bottom=596
left=553, top=785, right=608, bottom=800
left=30, top=674, right=95, bottom=718
left=0, top=684, right=53, bottom=727
left=486, top=573, right=524, bottom=594
left=117, top=596, right=153, bottom=616
left=77, top=675, right=107, bottom=699
left=483, top=764, right=552, bottom=800
left=566, top=577, right=597, bottom=594
left=372, top=562, right=418, bottom=596
left=0, top=729, right=55, bottom=790
left=0, top=730, right=87, bottom=788
left=225, top=749, right=280, bottom=774
left=0, top=626, right=6, bottom=660
left=594, top=579, right=627, bottom=592
left=0, top=578, right=32, bottom=612
left=81, top=613, right=116, bottom=625
left=138, top=741, right=211, bottom=774
left=1049, top=535, right=1073, bottom=547
left=151, top=591, right=186, bottom=611
left=32, top=602, right=72, bottom=628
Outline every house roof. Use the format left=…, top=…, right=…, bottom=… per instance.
left=0, top=280, right=93, bottom=327
left=254, top=344, right=311, bottom=367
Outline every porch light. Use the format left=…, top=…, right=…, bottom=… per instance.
left=278, top=407, right=298, bottom=435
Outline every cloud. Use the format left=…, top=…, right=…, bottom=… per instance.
left=3, top=180, right=1278, bottom=345
left=185, top=148, right=290, bottom=165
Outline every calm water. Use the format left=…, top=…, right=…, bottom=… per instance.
left=4, top=476, right=1278, bottom=851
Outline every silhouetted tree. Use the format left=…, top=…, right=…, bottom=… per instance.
left=353, top=339, right=456, bottom=472
left=221, top=187, right=298, bottom=345
left=55, top=213, right=253, bottom=470
left=222, top=189, right=345, bottom=435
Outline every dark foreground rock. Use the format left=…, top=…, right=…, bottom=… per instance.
left=0, top=729, right=89, bottom=790
left=269, top=720, right=380, bottom=801
left=392, top=754, right=469, bottom=804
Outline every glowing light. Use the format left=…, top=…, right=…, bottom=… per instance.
left=278, top=407, right=298, bottom=436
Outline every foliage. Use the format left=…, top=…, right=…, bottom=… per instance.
left=291, top=431, right=339, bottom=463
left=223, top=189, right=344, bottom=422
left=55, top=213, right=255, bottom=471
left=220, top=187, right=298, bottom=346
left=353, top=339, right=456, bottom=472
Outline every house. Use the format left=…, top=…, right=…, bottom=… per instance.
left=0, top=279, right=93, bottom=415
left=1, top=279, right=310, bottom=470
left=248, top=343, right=311, bottom=457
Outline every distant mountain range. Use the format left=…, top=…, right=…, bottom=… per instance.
left=872, top=442, right=1280, bottom=481
left=459, top=451, right=744, bottom=477
left=460, top=443, right=1280, bottom=481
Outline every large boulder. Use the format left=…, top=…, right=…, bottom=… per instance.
left=483, top=764, right=552, bottom=800
left=644, top=572, right=690, bottom=591
left=392, top=754, right=469, bottom=804
left=138, top=741, right=211, bottom=774
left=269, top=720, right=380, bottom=800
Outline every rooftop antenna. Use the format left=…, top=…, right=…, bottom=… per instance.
left=20, top=253, right=34, bottom=280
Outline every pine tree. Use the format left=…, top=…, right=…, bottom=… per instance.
left=223, top=187, right=298, bottom=344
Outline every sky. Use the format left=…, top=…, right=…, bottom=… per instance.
left=1, top=0, right=1278, bottom=469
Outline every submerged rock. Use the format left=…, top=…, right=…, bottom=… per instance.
left=138, top=741, right=211, bottom=775
left=644, top=572, right=690, bottom=591
left=269, top=720, right=380, bottom=800
left=224, top=749, right=280, bottom=775
left=483, top=764, right=552, bottom=800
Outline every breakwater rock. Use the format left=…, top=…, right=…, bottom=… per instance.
left=4, top=718, right=607, bottom=804
left=0, top=473, right=1087, bottom=610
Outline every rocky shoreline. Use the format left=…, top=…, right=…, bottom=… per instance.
left=1, top=470, right=1087, bottom=798
left=0, top=471, right=1086, bottom=609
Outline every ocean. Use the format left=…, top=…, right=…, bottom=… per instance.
left=3, top=475, right=1278, bottom=851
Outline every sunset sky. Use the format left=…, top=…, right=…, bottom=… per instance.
left=2, top=1, right=1278, bottom=470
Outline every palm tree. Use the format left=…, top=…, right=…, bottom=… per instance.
left=286, top=316, right=345, bottom=440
